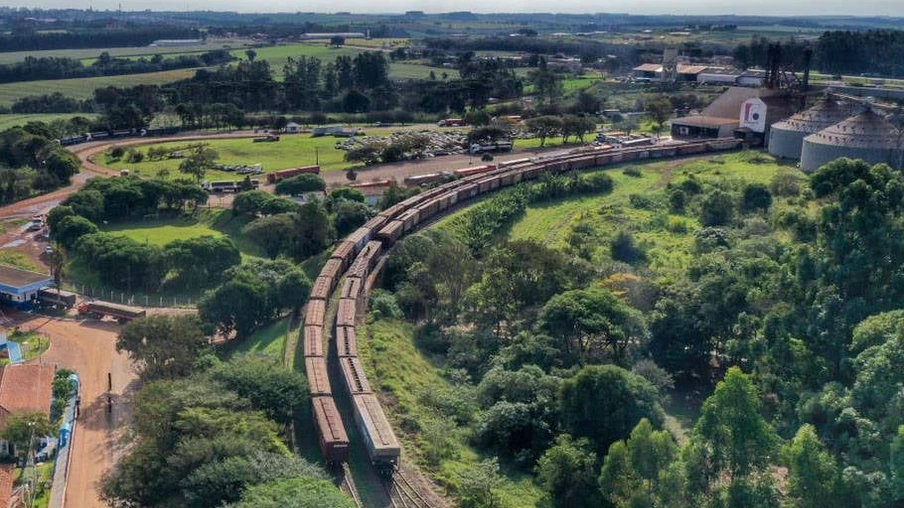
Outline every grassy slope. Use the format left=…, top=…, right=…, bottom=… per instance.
left=365, top=319, right=545, bottom=507
left=220, top=317, right=289, bottom=361
left=509, top=151, right=791, bottom=277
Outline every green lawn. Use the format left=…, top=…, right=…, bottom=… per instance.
left=0, top=250, right=38, bottom=271
left=388, top=62, right=450, bottom=80
left=99, top=210, right=264, bottom=258
left=221, top=317, right=289, bottom=361
left=0, top=39, right=249, bottom=65
left=105, top=134, right=359, bottom=178
left=238, top=43, right=363, bottom=70
left=0, top=68, right=199, bottom=106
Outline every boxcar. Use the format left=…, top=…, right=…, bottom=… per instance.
left=310, top=276, right=334, bottom=301
left=303, top=325, right=324, bottom=358
left=379, top=202, right=407, bottom=221
left=336, top=326, right=358, bottom=357
left=416, top=199, right=439, bottom=222
left=347, top=227, right=371, bottom=254
left=312, top=396, right=349, bottom=463
left=330, top=241, right=356, bottom=271
left=340, top=356, right=373, bottom=395
left=337, top=298, right=357, bottom=328
left=399, top=209, right=420, bottom=233
left=352, top=393, right=401, bottom=471
left=376, top=220, right=404, bottom=245
left=456, top=184, right=478, bottom=201
left=363, top=215, right=389, bottom=235
left=305, top=357, right=332, bottom=396
left=320, top=259, right=343, bottom=284
left=306, top=299, right=326, bottom=328
left=341, top=277, right=363, bottom=301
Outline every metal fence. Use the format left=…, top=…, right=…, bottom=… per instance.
left=73, top=285, right=197, bottom=309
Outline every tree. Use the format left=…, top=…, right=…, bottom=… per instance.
left=526, top=116, right=563, bottom=147
left=163, top=235, right=241, bottom=289
left=329, top=35, right=346, bottom=47
left=456, top=458, right=505, bottom=508
left=742, top=183, right=772, bottom=212
left=293, top=201, right=334, bottom=258
left=210, top=356, right=307, bottom=426
left=694, top=367, right=778, bottom=482
left=540, top=288, right=647, bottom=364
left=561, top=115, right=597, bottom=144
left=199, top=278, right=269, bottom=338
left=333, top=199, right=372, bottom=237
left=243, top=214, right=296, bottom=258
left=274, top=174, right=325, bottom=196
left=179, top=147, right=218, bottom=182
left=327, top=187, right=365, bottom=208
left=559, top=364, right=664, bottom=456
left=892, top=426, right=904, bottom=501
left=117, top=315, right=209, bottom=380
left=245, top=49, right=257, bottom=62
left=701, top=190, right=735, bottom=226
left=234, top=478, right=355, bottom=508
left=1, top=412, right=54, bottom=460
left=644, top=95, right=673, bottom=134
left=536, top=434, right=600, bottom=508
left=599, top=418, right=678, bottom=507
left=62, top=189, right=104, bottom=222
left=54, top=214, right=98, bottom=248
left=783, top=424, right=840, bottom=508
left=46, top=204, right=74, bottom=232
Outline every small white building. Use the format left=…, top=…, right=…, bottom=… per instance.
left=285, top=122, right=301, bottom=134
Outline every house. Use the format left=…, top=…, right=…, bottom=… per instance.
left=285, top=122, right=301, bottom=134
left=0, top=265, right=52, bottom=309
left=0, top=364, right=55, bottom=457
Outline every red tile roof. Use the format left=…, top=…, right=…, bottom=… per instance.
left=0, top=364, right=55, bottom=431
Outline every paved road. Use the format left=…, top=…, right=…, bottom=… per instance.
left=18, top=314, right=135, bottom=508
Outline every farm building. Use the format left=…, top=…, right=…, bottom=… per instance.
left=800, top=108, right=902, bottom=172
left=0, top=363, right=55, bottom=456
left=768, top=99, right=857, bottom=160
left=285, top=122, right=301, bottom=134
left=631, top=63, right=708, bottom=82
left=0, top=265, right=52, bottom=309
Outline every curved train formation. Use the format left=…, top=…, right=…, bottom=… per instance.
left=302, top=137, right=744, bottom=473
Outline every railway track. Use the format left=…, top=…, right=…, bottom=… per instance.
left=341, top=462, right=364, bottom=508
left=385, top=469, right=433, bottom=508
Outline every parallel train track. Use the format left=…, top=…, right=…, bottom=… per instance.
left=301, top=137, right=745, bottom=507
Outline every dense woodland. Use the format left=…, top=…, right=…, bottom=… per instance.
left=363, top=158, right=904, bottom=507
left=0, top=124, right=80, bottom=203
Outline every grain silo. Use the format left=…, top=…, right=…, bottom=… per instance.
left=768, top=99, right=856, bottom=160
left=800, top=108, right=901, bottom=173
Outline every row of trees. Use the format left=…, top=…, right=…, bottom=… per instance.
left=103, top=314, right=352, bottom=507
left=0, top=50, right=232, bottom=84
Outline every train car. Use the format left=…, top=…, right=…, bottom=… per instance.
left=320, top=259, right=343, bottom=284
left=378, top=202, right=408, bottom=221
left=339, top=356, right=373, bottom=395
left=477, top=176, right=500, bottom=194
left=336, top=326, right=358, bottom=357
left=330, top=241, right=356, bottom=271
left=341, top=276, right=363, bottom=301
left=347, top=227, right=371, bottom=253
left=306, top=299, right=326, bottom=328
left=303, top=325, right=324, bottom=357
left=362, top=215, right=389, bottom=235
left=348, top=241, right=380, bottom=281
left=266, top=165, right=320, bottom=184
left=337, top=298, right=357, bottom=328
left=312, top=396, right=350, bottom=463
left=708, top=138, right=742, bottom=151
left=305, top=357, right=332, bottom=396
left=376, top=220, right=404, bottom=245
left=456, top=184, right=478, bottom=201
left=310, top=276, right=334, bottom=301
left=452, top=164, right=497, bottom=178
left=415, top=199, right=440, bottom=223
left=398, top=209, right=420, bottom=233
left=352, top=393, right=401, bottom=471
left=437, top=193, right=452, bottom=212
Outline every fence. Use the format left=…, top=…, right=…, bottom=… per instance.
left=73, top=285, right=198, bottom=309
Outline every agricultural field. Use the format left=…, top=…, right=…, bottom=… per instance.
left=0, top=68, right=198, bottom=106
left=0, top=113, right=98, bottom=131
left=237, top=43, right=364, bottom=70
left=103, top=134, right=356, bottom=179
left=387, top=62, right=451, bottom=80
left=0, top=38, right=250, bottom=64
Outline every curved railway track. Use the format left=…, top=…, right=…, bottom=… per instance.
left=301, top=137, right=745, bottom=507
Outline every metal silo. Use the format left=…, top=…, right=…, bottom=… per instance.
left=768, top=99, right=855, bottom=160
left=800, top=109, right=901, bottom=173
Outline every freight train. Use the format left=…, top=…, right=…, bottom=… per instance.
left=301, top=137, right=743, bottom=474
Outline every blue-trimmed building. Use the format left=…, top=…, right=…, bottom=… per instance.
left=0, top=264, right=52, bottom=309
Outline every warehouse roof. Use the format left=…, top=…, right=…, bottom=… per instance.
left=0, top=364, right=55, bottom=430
left=671, top=116, right=739, bottom=127
left=633, top=63, right=661, bottom=72
left=0, top=265, right=51, bottom=289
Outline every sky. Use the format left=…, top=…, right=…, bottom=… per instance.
left=18, top=0, right=904, bottom=16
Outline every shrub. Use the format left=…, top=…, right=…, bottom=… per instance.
left=622, top=167, right=642, bottom=177
left=109, top=145, right=125, bottom=159
left=611, top=231, right=646, bottom=264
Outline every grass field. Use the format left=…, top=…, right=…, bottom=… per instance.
left=387, top=62, right=451, bottom=80
left=0, top=250, right=37, bottom=271
left=105, top=134, right=358, bottom=178
left=365, top=319, right=546, bottom=507
left=236, top=43, right=363, bottom=70
left=221, top=317, right=289, bottom=361
left=0, top=68, right=199, bottom=106
left=507, top=150, right=796, bottom=275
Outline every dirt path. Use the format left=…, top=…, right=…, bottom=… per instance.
left=16, top=314, right=135, bottom=508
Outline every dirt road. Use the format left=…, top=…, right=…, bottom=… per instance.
left=18, top=314, right=135, bottom=508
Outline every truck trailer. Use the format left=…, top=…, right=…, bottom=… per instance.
left=77, top=301, right=146, bottom=323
